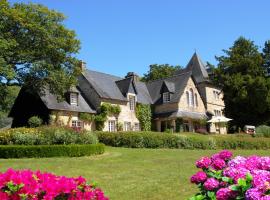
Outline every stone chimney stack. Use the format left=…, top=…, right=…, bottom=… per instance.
left=79, top=60, right=86, bottom=72
left=125, top=72, right=140, bottom=82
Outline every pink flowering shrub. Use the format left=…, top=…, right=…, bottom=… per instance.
left=0, top=168, right=109, bottom=200
left=190, top=150, right=270, bottom=200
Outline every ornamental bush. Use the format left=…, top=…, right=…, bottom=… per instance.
left=0, top=126, right=98, bottom=145
left=28, top=116, right=43, bottom=127
left=0, top=168, right=108, bottom=199
left=190, top=150, right=270, bottom=200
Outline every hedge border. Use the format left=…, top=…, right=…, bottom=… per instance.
left=0, top=144, right=105, bottom=158
left=96, top=131, right=270, bottom=150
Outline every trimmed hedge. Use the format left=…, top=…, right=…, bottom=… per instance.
left=0, top=144, right=105, bottom=158
left=96, top=131, right=270, bottom=150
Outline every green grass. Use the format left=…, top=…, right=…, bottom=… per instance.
left=0, top=147, right=269, bottom=200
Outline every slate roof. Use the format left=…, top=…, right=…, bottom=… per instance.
left=81, top=69, right=153, bottom=104
left=174, top=53, right=209, bottom=84
left=40, top=87, right=96, bottom=113
left=146, top=71, right=192, bottom=104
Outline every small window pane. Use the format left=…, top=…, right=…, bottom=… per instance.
left=109, top=120, right=116, bottom=132
left=70, top=93, right=78, bottom=105
left=129, top=96, right=135, bottom=111
left=163, top=92, right=170, bottom=103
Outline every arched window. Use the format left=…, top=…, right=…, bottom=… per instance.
left=186, top=91, right=189, bottom=105
left=195, top=93, right=198, bottom=107
left=189, top=89, right=194, bottom=107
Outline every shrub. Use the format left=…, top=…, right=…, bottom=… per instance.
left=0, top=126, right=98, bottom=145
left=189, top=150, right=270, bottom=200
left=0, top=168, right=108, bottom=199
left=28, top=116, right=43, bottom=127
left=255, top=125, right=270, bottom=137
left=0, top=144, right=105, bottom=158
left=96, top=131, right=270, bottom=150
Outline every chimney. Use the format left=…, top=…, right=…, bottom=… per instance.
left=79, top=60, right=86, bottom=71
left=125, top=72, right=140, bottom=82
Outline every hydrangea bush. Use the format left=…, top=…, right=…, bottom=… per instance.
left=190, top=150, right=270, bottom=200
left=0, top=169, right=108, bottom=200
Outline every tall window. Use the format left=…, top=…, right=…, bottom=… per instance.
left=134, top=123, right=140, bottom=131
left=213, top=90, right=219, bottom=100
left=108, top=120, right=116, bottom=132
left=124, top=122, right=131, bottom=131
left=195, top=93, right=198, bottom=107
left=70, top=93, right=78, bottom=105
left=214, top=110, right=221, bottom=116
left=163, top=92, right=170, bottom=103
left=129, top=95, right=135, bottom=111
left=186, top=91, right=189, bottom=105
left=189, top=89, right=194, bottom=107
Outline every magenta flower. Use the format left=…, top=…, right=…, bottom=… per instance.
left=203, top=178, right=219, bottom=191
left=216, top=187, right=237, bottom=200
left=196, top=157, right=212, bottom=169
left=218, top=150, right=233, bottom=161
left=190, top=171, right=207, bottom=184
left=212, top=159, right=226, bottom=170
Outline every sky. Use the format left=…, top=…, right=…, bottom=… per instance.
left=10, top=0, right=270, bottom=77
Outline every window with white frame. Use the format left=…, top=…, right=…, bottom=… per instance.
left=186, top=91, right=189, bottom=105
left=134, top=123, right=140, bottom=131
left=163, top=92, right=170, bottom=103
left=129, top=95, right=136, bottom=111
left=195, top=93, right=198, bottom=107
left=213, top=90, right=219, bottom=100
left=108, top=120, right=116, bottom=132
left=214, top=110, right=221, bottom=116
left=70, top=93, right=78, bottom=105
left=71, top=120, right=82, bottom=128
left=189, top=89, right=194, bottom=107
left=124, top=122, right=131, bottom=131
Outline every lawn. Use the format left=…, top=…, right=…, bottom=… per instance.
left=0, top=147, right=269, bottom=200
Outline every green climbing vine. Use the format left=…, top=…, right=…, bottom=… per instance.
left=79, top=113, right=95, bottom=122
left=136, top=103, right=152, bottom=131
left=94, top=103, right=121, bottom=131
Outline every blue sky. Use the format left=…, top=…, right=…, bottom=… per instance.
left=10, top=0, right=270, bottom=77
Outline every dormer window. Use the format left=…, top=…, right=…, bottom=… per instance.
left=163, top=92, right=171, bottom=103
left=70, top=93, right=78, bottom=106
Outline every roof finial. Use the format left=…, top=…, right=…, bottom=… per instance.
left=194, top=48, right=197, bottom=53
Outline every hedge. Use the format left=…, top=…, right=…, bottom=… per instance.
left=96, top=131, right=270, bottom=150
left=0, top=144, right=105, bottom=158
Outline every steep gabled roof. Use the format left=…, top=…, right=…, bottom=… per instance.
left=115, top=77, right=137, bottom=96
left=175, top=53, right=209, bottom=84
left=40, top=87, right=96, bottom=113
left=146, top=71, right=192, bottom=104
left=161, top=80, right=175, bottom=93
left=81, top=69, right=153, bottom=104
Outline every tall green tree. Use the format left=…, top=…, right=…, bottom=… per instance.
left=0, top=0, right=81, bottom=99
left=262, top=40, right=270, bottom=75
left=214, top=37, right=270, bottom=129
left=141, top=64, right=182, bottom=82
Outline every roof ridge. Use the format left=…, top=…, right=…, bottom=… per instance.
left=86, top=69, right=123, bottom=79
left=146, top=71, right=192, bottom=84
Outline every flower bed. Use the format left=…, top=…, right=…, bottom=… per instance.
left=0, top=168, right=108, bottom=199
left=190, top=150, right=270, bottom=200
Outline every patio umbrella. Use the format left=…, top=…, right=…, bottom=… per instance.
left=207, top=116, right=232, bottom=123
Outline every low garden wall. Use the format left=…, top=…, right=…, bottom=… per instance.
left=96, top=131, right=270, bottom=150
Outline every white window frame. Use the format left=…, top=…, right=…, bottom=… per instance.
left=134, top=123, right=140, bottom=131
left=214, top=110, right=221, bottom=116
left=70, top=93, right=78, bottom=105
left=124, top=121, right=131, bottom=131
left=189, top=89, right=194, bottom=107
left=108, top=120, right=116, bottom=132
left=128, top=95, right=136, bottom=111
left=71, top=120, right=82, bottom=128
left=163, top=92, right=170, bottom=103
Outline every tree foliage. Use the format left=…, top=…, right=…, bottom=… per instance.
left=0, top=0, right=81, bottom=100
left=262, top=40, right=270, bottom=75
left=213, top=37, right=270, bottom=129
left=141, top=64, right=182, bottom=82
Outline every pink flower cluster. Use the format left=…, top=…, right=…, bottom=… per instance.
left=0, top=168, right=109, bottom=200
left=190, top=150, right=270, bottom=200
